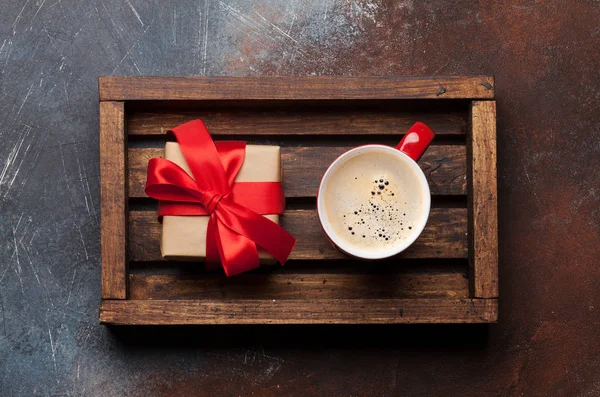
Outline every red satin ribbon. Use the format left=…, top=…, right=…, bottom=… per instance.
left=145, top=119, right=296, bottom=276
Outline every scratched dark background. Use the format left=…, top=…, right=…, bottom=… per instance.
left=1, top=0, right=599, bottom=396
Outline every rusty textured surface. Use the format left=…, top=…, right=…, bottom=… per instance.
left=1, top=0, right=599, bottom=396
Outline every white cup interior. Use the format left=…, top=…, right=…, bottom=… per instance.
left=317, top=145, right=431, bottom=260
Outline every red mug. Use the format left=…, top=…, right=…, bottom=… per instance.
left=317, top=122, right=435, bottom=260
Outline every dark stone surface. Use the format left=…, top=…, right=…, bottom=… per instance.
left=1, top=0, right=599, bottom=395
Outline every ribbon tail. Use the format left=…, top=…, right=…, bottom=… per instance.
left=216, top=199, right=296, bottom=265
left=205, top=214, right=221, bottom=271
left=214, top=220, right=260, bottom=277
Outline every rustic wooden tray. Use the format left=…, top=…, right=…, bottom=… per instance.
left=98, top=76, right=498, bottom=325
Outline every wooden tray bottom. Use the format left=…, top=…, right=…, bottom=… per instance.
left=100, top=298, right=497, bottom=325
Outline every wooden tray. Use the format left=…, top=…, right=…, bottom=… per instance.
left=98, top=76, right=498, bottom=325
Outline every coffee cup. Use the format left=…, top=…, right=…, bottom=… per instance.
left=317, top=122, right=435, bottom=260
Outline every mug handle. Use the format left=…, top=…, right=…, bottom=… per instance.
left=396, top=122, right=435, bottom=162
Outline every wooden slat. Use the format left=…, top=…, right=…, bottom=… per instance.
left=128, top=208, right=468, bottom=262
left=100, top=101, right=127, bottom=299
left=99, top=76, right=494, bottom=101
left=129, top=272, right=469, bottom=300
left=469, top=101, right=498, bottom=298
left=127, top=110, right=467, bottom=136
left=128, top=145, right=467, bottom=198
left=99, top=298, right=498, bottom=324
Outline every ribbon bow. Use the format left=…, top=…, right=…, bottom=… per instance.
left=145, top=120, right=296, bottom=276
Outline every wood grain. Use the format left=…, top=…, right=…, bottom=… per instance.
left=127, top=109, right=467, bottom=136
left=128, top=145, right=467, bottom=198
left=100, top=101, right=127, bottom=299
left=99, top=76, right=494, bottom=101
left=99, top=298, right=498, bottom=324
left=129, top=272, right=469, bottom=300
left=128, top=208, right=468, bottom=262
left=469, top=101, right=498, bottom=298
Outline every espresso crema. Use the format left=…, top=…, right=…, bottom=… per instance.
left=320, top=148, right=426, bottom=255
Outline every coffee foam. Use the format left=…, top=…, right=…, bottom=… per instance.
left=321, top=148, right=426, bottom=255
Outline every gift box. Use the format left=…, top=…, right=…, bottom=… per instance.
left=145, top=119, right=295, bottom=277
left=160, top=142, right=281, bottom=263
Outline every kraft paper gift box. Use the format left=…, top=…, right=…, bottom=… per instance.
left=160, top=142, right=281, bottom=263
